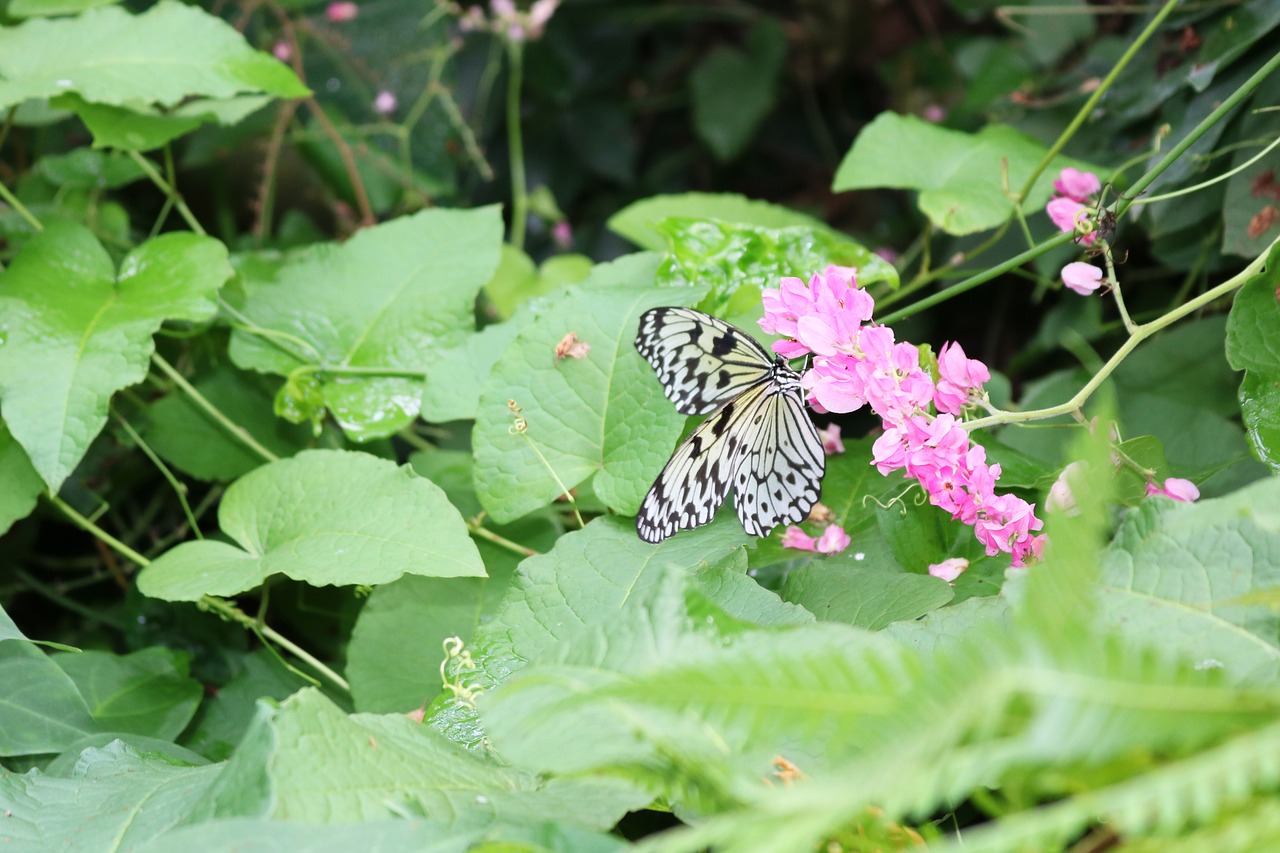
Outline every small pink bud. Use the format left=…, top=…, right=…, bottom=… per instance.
left=552, top=220, right=572, bottom=248
left=326, top=1, right=358, bottom=22
left=1146, top=477, right=1199, bottom=503
left=873, top=246, right=899, bottom=265
left=815, top=525, right=851, bottom=554
left=929, top=558, right=969, bottom=583
left=817, top=423, right=844, bottom=455
left=1046, top=462, right=1084, bottom=515
left=921, top=104, right=946, bottom=123
left=272, top=41, right=292, bottom=62
left=780, top=526, right=817, bottom=552
left=1053, top=167, right=1101, bottom=202
left=1061, top=262, right=1103, bottom=296
left=373, top=90, right=397, bottom=115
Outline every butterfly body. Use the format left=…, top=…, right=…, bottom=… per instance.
left=634, top=307, right=824, bottom=544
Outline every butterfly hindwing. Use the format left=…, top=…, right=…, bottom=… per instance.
left=733, top=388, right=825, bottom=536
left=635, top=381, right=773, bottom=544
left=635, top=307, right=776, bottom=416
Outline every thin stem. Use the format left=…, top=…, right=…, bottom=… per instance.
left=150, top=353, right=279, bottom=463
left=12, top=567, right=129, bottom=631
left=506, top=39, right=528, bottom=249
left=1100, top=242, right=1135, bottom=334
left=126, top=150, right=206, bottom=236
left=963, top=246, right=1271, bottom=431
left=0, top=178, right=42, bottom=232
left=1015, top=0, right=1181, bottom=203
left=468, top=517, right=538, bottom=557
left=1134, top=131, right=1280, bottom=205
left=48, top=494, right=151, bottom=566
left=113, top=412, right=202, bottom=539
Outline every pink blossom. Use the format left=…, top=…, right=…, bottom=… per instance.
left=527, top=0, right=558, bottom=37
left=490, top=0, right=516, bottom=16
left=1147, top=477, right=1199, bottom=502
left=780, top=526, right=817, bottom=551
left=1047, top=197, right=1087, bottom=233
left=1061, top=262, right=1103, bottom=296
left=458, top=6, right=485, bottom=30
left=934, top=341, right=990, bottom=414
left=272, top=41, right=292, bottom=62
left=816, top=525, right=851, bottom=554
left=373, top=90, right=397, bottom=115
left=1053, top=168, right=1101, bottom=203
left=874, top=246, right=899, bottom=265
left=760, top=266, right=869, bottom=358
left=817, top=423, right=844, bottom=455
left=553, top=220, right=572, bottom=249
left=326, top=1, right=358, bottom=22
left=929, top=558, right=969, bottom=583
left=1046, top=462, right=1084, bottom=516
left=921, top=104, right=946, bottom=123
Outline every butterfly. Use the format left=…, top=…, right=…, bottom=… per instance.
left=634, top=306, right=825, bottom=543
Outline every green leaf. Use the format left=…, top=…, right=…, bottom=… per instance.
left=33, top=147, right=145, bottom=189
left=59, top=93, right=273, bottom=151
left=782, top=564, right=953, bottom=630
left=420, top=319, right=528, bottom=424
left=0, top=0, right=308, bottom=111
left=52, top=648, right=202, bottom=740
left=1226, top=238, right=1280, bottom=375
left=833, top=113, right=1103, bottom=235
left=0, top=740, right=221, bottom=850
left=0, top=224, right=230, bottom=489
left=1099, top=475, right=1280, bottom=686
left=139, top=818, right=484, bottom=853
left=483, top=244, right=593, bottom=321
left=180, top=651, right=311, bottom=762
left=0, top=421, right=43, bottom=536
left=1239, top=372, right=1280, bottom=471
left=0, top=640, right=101, bottom=756
left=472, top=254, right=705, bottom=522
left=654, top=218, right=899, bottom=335
left=8, top=0, right=119, bottom=17
left=214, top=688, right=648, bottom=828
left=229, top=207, right=503, bottom=441
left=689, top=20, right=787, bottom=161
left=137, top=449, right=485, bottom=601
left=143, top=365, right=314, bottom=482
left=608, top=192, right=831, bottom=251
left=0, top=604, right=28, bottom=644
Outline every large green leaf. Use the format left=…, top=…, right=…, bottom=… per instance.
left=0, top=740, right=221, bottom=850
left=1227, top=238, right=1280, bottom=471
left=58, top=93, right=273, bottom=152
left=472, top=254, right=704, bottom=522
left=1098, top=476, right=1280, bottom=686
left=0, top=640, right=101, bottom=756
left=229, top=207, right=503, bottom=441
left=179, top=651, right=310, bottom=762
left=0, top=421, right=43, bottom=535
left=608, top=192, right=831, bottom=251
left=136, top=449, right=485, bottom=601
left=52, top=648, right=202, bottom=740
left=207, top=688, right=647, bottom=828
left=0, top=224, right=230, bottom=489
left=833, top=112, right=1103, bottom=235
left=0, top=0, right=307, bottom=111
left=9, top=0, right=119, bottom=17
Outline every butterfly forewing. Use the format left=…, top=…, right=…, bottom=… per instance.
left=635, top=307, right=776, bottom=416
left=635, top=307, right=825, bottom=544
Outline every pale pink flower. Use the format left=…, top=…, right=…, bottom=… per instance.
left=1046, top=462, right=1084, bottom=516
left=553, top=220, right=572, bottom=249
left=817, top=423, right=844, bottom=455
left=921, top=104, right=946, bottom=123
left=326, top=1, right=358, bottom=22
left=874, top=247, right=899, bottom=264
left=1046, top=197, right=1097, bottom=247
left=490, top=0, right=516, bottom=16
left=1147, top=477, right=1199, bottom=502
left=373, top=90, right=397, bottom=115
left=272, top=41, right=292, bottom=62
left=458, top=6, right=485, bottom=30
left=929, top=558, right=969, bottom=583
left=1061, top=262, right=1103, bottom=296
left=780, top=526, right=817, bottom=552
left=816, top=525, right=851, bottom=554
left=527, top=0, right=558, bottom=37
left=934, top=341, right=990, bottom=414
left=1053, top=167, right=1101, bottom=203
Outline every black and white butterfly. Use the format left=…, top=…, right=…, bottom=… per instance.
left=634, top=307, right=825, bottom=544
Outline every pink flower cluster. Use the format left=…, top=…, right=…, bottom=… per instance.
left=455, top=0, right=559, bottom=41
left=761, top=266, right=1045, bottom=566
left=781, top=524, right=851, bottom=554
left=1048, top=167, right=1108, bottom=296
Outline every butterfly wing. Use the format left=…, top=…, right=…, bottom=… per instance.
left=635, top=307, right=776, bottom=416
left=733, top=387, right=825, bottom=537
left=636, top=380, right=772, bottom=543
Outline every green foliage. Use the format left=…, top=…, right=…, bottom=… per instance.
left=2, top=1, right=1280, bottom=850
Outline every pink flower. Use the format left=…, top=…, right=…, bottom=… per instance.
left=817, top=423, right=844, bottom=455
left=1054, top=168, right=1101, bottom=203
left=780, top=526, right=817, bottom=551
left=921, top=104, right=946, bottom=123
left=759, top=266, right=869, bottom=358
left=816, top=525, right=851, bottom=554
left=874, top=246, right=899, bottom=265
left=1047, top=197, right=1086, bottom=233
left=373, top=90, right=397, bottom=115
left=272, top=41, right=292, bottom=62
left=527, top=0, right=558, bottom=37
left=326, top=1, right=358, bottom=22
left=1061, top=262, right=1103, bottom=296
left=780, top=524, right=850, bottom=554
left=1046, top=462, right=1084, bottom=515
left=929, top=558, right=969, bottom=583
left=553, top=220, right=572, bottom=249
left=1146, top=477, right=1199, bottom=502
left=934, top=341, right=990, bottom=414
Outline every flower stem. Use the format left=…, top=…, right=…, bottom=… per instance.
left=506, top=39, right=528, bottom=249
